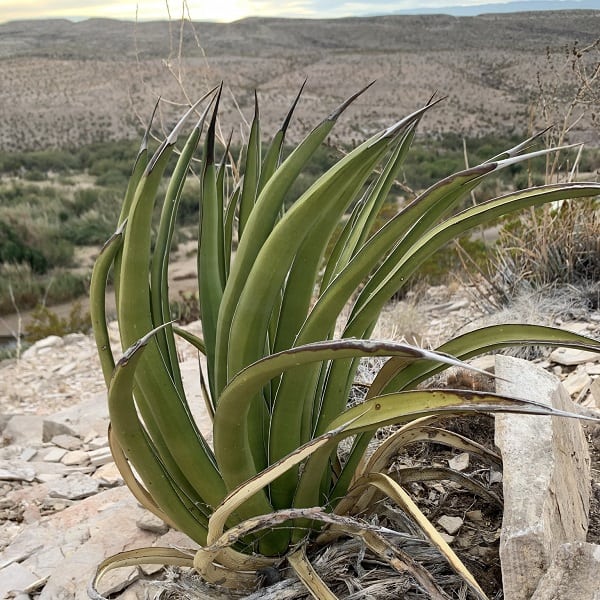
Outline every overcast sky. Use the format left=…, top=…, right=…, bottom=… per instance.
left=0, top=0, right=592, bottom=22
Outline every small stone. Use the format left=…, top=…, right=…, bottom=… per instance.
left=19, top=448, right=37, bottom=462
left=57, top=362, right=77, bottom=376
left=0, top=460, right=36, bottom=482
left=437, top=515, right=463, bottom=535
left=584, top=363, right=600, bottom=375
left=469, top=355, right=496, bottom=373
left=448, top=452, right=470, bottom=472
left=42, top=448, right=67, bottom=463
left=51, top=434, right=82, bottom=451
left=489, top=469, right=503, bottom=484
left=439, top=532, right=455, bottom=544
left=97, top=565, right=139, bottom=597
left=87, top=436, right=109, bottom=451
left=562, top=322, right=592, bottom=335
left=35, top=473, right=64, bottom=483
left=47, top=472, right=100, bottom=500
left=136, top=511, right=169, bottom=535
left=139, top=562, right=164, bottom=576
left=33, top=335, right=64, bottom=349
left=93, top=462, right=123, bottom=487
left=466, top=510, right=484, bottom=522
left=61, top=450, right=90, bottom=466
left=562, top=370, right=592, bottom=397
left=88, top=447, right=113, bottom=467
left=549, top=347, right=600, bottom=366
left=446, top=299, right=470, bottom=312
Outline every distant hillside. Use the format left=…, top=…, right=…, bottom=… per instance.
left=0, top=11, right=598, bottom=151
left=392, top=1, right=600, bottom=16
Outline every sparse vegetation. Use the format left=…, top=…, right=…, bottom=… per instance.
left=26, top=300, right=91, bottom=341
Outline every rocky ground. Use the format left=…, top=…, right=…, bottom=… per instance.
left=1, top=285, right=600, bottom=599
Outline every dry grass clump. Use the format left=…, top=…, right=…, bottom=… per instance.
left=151, top=534, right=466, bottom=600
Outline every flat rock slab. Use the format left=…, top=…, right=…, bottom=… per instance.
left=531, top=542, right=600, bottom=599
left=495, top=355, right=591, bottom=600
left=0, top=486, right=196, bottom=599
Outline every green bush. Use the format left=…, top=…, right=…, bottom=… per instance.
left=0, top=220, right=48, bottom=273
left=26, top=300, right=91, bottom=342
left=0, top=263, right=88, bottom=314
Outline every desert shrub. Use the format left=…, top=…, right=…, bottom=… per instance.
left=0, top=148, right=80, bottom=176
left=170, top=290, right=201, bottom=324
left=176, top=178, right=202, bottom=225
left=0, top=264, right=41, bottom=313
left=0, top=220, right=48, bottom=273
left=492, top=199, right=600, bottom=296
left=26, top=300, right=91, bottom=342
left=62, top=188, right=122, bottom=244
left=0, top=263, right=88, bottom=314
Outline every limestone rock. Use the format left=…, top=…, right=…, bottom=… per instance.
left=448, top=452, right=469, bottom=472
left=3, top=416, right=44, bottom=446
left=0, top=487, right=159, bottom=599
left=61, top=450, right=90, bottom=466
left=530, top=542, right=600, bottom=599
left=88, top=446, right=113, bottom=466
left=0, top=562, right=38, bottom=599
left=549, top=347, right=600, bottom=366
left=437, top=515, right=463, bottom=535
left=21, top=336, right=64, bottom=359
left=42, top=419, right=77, bottom=442
left=43, top=394, right=109, bottom=441
left=42, top=447, right=67, bottom=463
left=51, top=433, right=82, bottom=451
left=47, top=472, right=100, bottom=500
left=0, top=460, right=35, bottom=482
left=495, top=355, right=591, bottom=600
left=93, top=462, right=123, bottom=487
left=136, top=511, right=169, bottom=535
left=562, top=369, right=592, bottom=397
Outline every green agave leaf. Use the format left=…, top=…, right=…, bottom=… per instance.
left=371, top=324, right=600, bottom=396
left=253, top=105, right=441, bottom=498
left=151, top=107, right=209, bottom=396
left=293, top=163, right=495, bottom=443
left=258, top=80, right=306, bottom=194
left=346, top=182, right=600, bottom=341
left=198, top=86, right=226, bottom=397
left=293, top=387, right=598, bottom=512
left=214, top=339, right=490, bottom=511
left=89, top=221, right=126, bottom=386
left=117, top=98, right=227, bottom=511
left=224, top=125, right=399, bottom=477
left=238, top=91, right=261, bottom=238
left=108, top=326, right=211, bottom=543
left=214, top=83, right=376, bottom=395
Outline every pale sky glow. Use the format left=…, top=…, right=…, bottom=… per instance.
left=0, top=0, right=532, bottom=23
left=1, top=0, right=596, bottom=23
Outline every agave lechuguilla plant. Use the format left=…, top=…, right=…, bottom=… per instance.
left=89, top=84, right=600, bottom=599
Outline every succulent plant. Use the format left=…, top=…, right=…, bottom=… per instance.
left=89, top=84, right=600, bottom=599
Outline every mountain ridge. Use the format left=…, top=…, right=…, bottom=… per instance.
left=0, top=11, right=597, bottom=151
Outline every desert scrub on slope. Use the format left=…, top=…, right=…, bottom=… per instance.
left=89, top=85, right=600, bottom=600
